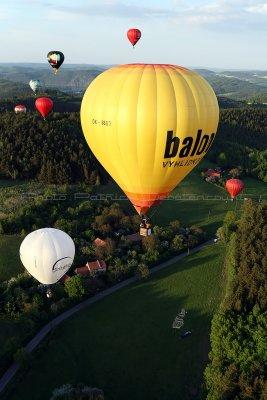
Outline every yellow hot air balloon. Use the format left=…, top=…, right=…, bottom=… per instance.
left=81, top=63, right=219, bottom=215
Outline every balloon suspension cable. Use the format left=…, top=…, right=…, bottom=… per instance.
left=149, top=205, right=160, bottom=220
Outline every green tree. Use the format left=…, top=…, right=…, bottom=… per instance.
left=205, top=201, right=267, bottom=400
left=142, top=235, right=160, bottom=252
left=136, top=263, right=150, bottom=280
left=94, top=237, right=115, bottom=260
left=64, top=275, right=85, bottom=300
left=229, top=167, right=241, bottom=177
left=216, top=211, right=237, bottom=244
left=171, top=234, right=184, bottom=252
left=169, top=220, right=181, bottom=233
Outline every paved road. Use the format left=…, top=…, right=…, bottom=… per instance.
left=0, top=239, right=214, bottom=394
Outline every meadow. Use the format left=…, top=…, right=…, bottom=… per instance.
left=0, top=159, right=266, bottom=282
left=97, top=159, right=266, bottom=236
left=0, top=236, right=21, bottom=281
left=5, top=243, right=224, bottom=400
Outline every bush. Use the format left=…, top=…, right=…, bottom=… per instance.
left=142, top=235, right=160, bottom=252
left=50, top=383, right=104, bottom=400
left=64, top=275, right=85, bottom=300
left=171, top=234, right=184, bottom=252
left=136, top=263, right=150, bottom=280
left=169, top=219, right=181, bottom=233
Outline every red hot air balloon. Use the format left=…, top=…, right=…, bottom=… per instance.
left=127, top=28, right=141, bottom=47
left=225, top=178, right=244, bottom=199
left=14, top=104, right=26, bottom=114
left=35, top=97, right=53, bottom=119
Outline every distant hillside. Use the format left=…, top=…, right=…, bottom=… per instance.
left=195, top=69, right=267, bottom=102
left=0, top=64, right=267, bottom=104
left=207, top=75, right=267, bottom=101
left=0, top=79, right=32, bottom=98
left=0, top=65, right=104, bottom=94
left=219, top=70, right=267, bottom=87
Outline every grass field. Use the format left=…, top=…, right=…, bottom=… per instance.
left=0, top=235, right=22, bottom=281
left=99, top=159, right=266, bottom=236
left=6, top=243, right=224, bottom=400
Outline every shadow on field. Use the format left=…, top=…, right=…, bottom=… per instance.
left=150, top=253, right=217, bottom=284
left=5, top=273, right=215, bottom=400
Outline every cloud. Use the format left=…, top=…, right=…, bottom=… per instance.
left=246, top=3, right=267, bottom=14
left=43, top=0, right=267, bottom=30
left=172, top=1, right=267, bottom=27
left=49, top=2, right=173, bottom=20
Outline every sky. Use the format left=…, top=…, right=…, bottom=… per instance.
left=0, top=0, right=266, bottom=69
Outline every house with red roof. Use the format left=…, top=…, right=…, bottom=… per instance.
left=75, top=260, right=107, bottom=277
left=93, top=238, right=106, bottom=247
left=205, top=168, right=221, bottom=178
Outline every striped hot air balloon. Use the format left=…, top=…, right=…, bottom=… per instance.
left=14, top=104, right=27, bottom=114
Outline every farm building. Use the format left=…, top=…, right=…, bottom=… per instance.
left=94, top=238, right=106, bottom=247
left=75, top=260, right=107, bottom=276
left=204, top=168, right=221, bottom=178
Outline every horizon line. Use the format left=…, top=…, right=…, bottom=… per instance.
left=0, top=63, right=266, bottom=71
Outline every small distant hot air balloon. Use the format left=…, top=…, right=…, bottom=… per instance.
left=35, top=97, right=53, bottom=119
left=47, top=51, right=64, bottom=73
left=20, top=228, right=75, bottom=284
left=225, top=178, right=244, bottom=200
left=14, top=104, right=26, bottom=114
left=29, top=79, right=41, bottom=94
left=127, top=28, right=141, bottom=47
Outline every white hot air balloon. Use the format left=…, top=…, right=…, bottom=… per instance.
left=29, top=79, right=41, bottom=94
left=20, top=228, right=75, bottom=284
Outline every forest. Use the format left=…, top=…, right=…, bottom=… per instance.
left=207, top=108, right=267, bottom=182
left=205, top=200, right=267, bottom=399
left=0, top=107, right=266, bottom=183
left=0, top=112, right=107, bottom=184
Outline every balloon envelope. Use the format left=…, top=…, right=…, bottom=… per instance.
left=20, top=228, right=75, bottom=284
left=35, top=97, right=53, bottom=119
left=47, top=51, right=64, bottom=72
left=29, top=79, right=41, bottom=94
left=127, top=28, right=141, bottom=47
left=225, top=178, right=244, bottom=199
left=81, top=64, right=219, bottom=214
left=14, top=104, right=26, bottom=114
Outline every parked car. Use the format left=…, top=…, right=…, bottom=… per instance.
left=180, top=330, right=192, bottom=339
